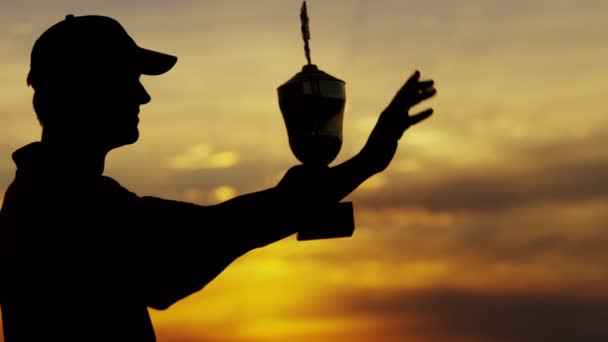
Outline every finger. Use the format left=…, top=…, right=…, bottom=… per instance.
left=416, top=84, right=436, bottom=96
left=405, top=70, right=421, bottom=86
left=416, top=79, right=434, bottom=89
left=387, top=71, right=433, bottom=112
left=390, top=73, right=425, bottom=108
left=408, top=87, right=437, bottom=107
left=408, top=108, right=434, bottom=126
left=420, top=86, right=437, bottom=97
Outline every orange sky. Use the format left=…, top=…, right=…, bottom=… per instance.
left=2, top=1, right=608, bottom=341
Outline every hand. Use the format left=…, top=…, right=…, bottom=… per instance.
left=360, top=70, right=437, bottom=174
left=276, top=164, right=335, bottom=204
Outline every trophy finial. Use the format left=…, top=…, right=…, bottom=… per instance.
left=300, top=1, right=312, bottom=65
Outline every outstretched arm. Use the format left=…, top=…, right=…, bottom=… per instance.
left=202, top=71, right=436, bottom=241
left=141, top=70, right=436, bottom=309
left=225, top=70, right=437, bottom=242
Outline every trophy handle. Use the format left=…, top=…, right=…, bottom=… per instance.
left=296, top=202, right=355, bottom=241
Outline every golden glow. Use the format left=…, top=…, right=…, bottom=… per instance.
left=210, top=186, right=237, bottom=202
left=2, top=1, right=608, bottom=341
left=181, top=188, right=206, bottom=204
left=168, top=144, right=240, bottom=170
left=358, top=173, right=387, bottom=190
left=235, top=317, right=368, bottom=339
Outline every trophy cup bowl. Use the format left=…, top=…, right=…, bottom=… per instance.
left=278, top=64, right=354, bottom=240
left=278, top=64, right=345, bottom=167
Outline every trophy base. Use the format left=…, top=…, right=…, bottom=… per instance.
left=289, top=135, right=342, bottom=167
left=297, top=202, right=355, bottom=241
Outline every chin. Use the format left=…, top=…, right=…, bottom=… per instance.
left=123, top=130, right=140, bottom=145
left=109, top=129, right=139, bottom=149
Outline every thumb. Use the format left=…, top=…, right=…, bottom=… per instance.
left=407, top=108, right=434, bottom=127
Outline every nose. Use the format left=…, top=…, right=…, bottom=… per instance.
left=138, top=81, right=151, bottom=105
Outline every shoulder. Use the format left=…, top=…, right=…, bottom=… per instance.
left=139, top=195, right=202, bottom=213
left=98, top=176, right=139, bottom=198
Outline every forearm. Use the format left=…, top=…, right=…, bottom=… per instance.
left=142, top=149, right=378, bottom=250
left=211, top=175, right=360, bottom=247
left=322, top=150, right=380, bottom=203
left=210, top=187, right=297, bottom=248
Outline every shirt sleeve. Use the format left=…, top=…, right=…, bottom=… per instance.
left=134, top=195, right=252, bottom=310
left=100, top=176, right=316, bottom=310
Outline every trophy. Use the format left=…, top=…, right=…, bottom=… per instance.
left=278, top=1, right=355, bottom=240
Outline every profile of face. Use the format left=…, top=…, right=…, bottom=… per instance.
left=87, top=68, right=151, bottom=149
left=52, top=67, right=152, bottom=151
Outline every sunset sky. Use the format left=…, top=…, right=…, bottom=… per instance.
left=2, top=0, right=608, bottom=341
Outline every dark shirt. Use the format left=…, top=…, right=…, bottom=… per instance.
left=0, top=142, right=264, bottom=341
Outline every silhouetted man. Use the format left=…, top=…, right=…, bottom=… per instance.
left=0, top=15, right=436, bottom=341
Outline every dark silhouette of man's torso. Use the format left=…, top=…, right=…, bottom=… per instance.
left=0, top=143, right=248, bottom=341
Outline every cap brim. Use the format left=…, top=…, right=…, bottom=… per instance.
left=138, top=47, right=177, bottom=75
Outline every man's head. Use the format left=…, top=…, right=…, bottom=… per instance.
left=28, top=15, right=177, bottom=150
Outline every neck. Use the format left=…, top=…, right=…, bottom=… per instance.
left=40, top=129, right=110, bottom=176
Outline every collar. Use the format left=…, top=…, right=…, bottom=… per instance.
left=12, top=142, right=105, bottom=177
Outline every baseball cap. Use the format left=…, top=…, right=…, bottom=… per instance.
left=27, top=14, right=177, bottom=88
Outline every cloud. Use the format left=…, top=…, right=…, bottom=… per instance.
left=161, top=130, right=608, bottom=213
left=267, top=196, right=608, bottom=295
left=168, top=143, right=240, bottom=170
left=165, top=159, right=291, bottom=197
left=209, top=186, right=238, bottom=202
left=318, top=287, right=608, bottom=342
left=354, top=143, right=608, bottom=213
